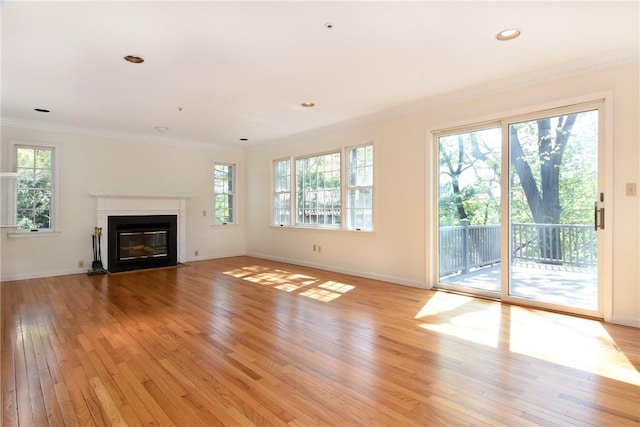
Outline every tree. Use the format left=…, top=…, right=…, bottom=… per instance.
left=439, top=129, right=501, bottom=226
left=510, top=114, right=577, bottom=224
left=510, top=114, right=578, bottom=262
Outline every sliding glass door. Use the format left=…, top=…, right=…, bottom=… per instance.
left=436, top=102, right=604, bottom=316
left=507, top=107, right=601, bottom=311
left=437, top=126, right=502, bottom=297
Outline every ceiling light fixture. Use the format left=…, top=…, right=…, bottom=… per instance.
left=124, top=55, right=144, bottom=64
left=155, top=126, right=168, bottom=133
left=239, top=138, right=249, bottom=142
left=34, top=108, right=50, bottom=113
left=301, top=102, right=315, bottom=108
left=324, top=23, right=334, bottom=29
left=496, top=29, right=521, bottom=41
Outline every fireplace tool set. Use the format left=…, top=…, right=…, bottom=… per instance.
left=88, top=227, right=107, bottom=275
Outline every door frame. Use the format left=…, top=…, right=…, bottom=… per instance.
left=428, top=93, right=613, bottom=321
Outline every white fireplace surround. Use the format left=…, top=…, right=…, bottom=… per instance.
left=90, top=194, right=190, bottom=270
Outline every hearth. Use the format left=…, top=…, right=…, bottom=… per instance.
left=107, top=215, right=178, bottom=273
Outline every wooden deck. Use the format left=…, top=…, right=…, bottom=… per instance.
left=2, top=257, right=638, bottom=426
left=441, top=263, right=598, bottom=310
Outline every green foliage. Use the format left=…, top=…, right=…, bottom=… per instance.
left=510, top=110, right=597, bottom=225
left=296, top=153, right=341, bottom=225
left=439, top=109, right=598, bottom=228
left=16, top=147, right=53, bottom=230
left=214, top=164, right=234, bottom=223
left=438, top=128, right=501, bottom=226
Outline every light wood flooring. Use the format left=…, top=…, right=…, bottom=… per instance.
left=2, top=256, right=639, bottom=426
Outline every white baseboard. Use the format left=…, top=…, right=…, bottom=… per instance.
left=1, top=267, right=87, bottom=282
left=184, top=251, right=245, bottom=263
left=245, top=251, right=426, bottom=289
left=610, top=315, right=640, bottom=328
left=4, top=256, right=637, bottom=329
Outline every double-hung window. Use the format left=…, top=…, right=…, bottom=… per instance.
left=273, top=159, right=291, bottom=226
left=296, top=152, right=342, bottom=227
left=346, top=144, right=374, bottom=231
left=272, top=143, right=374, bottom=231
left=13, top=143, right=58, bottom=233
left=214, top=163, right=235, bottom=224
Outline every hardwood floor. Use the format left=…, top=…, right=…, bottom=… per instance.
left=2, top=256, right=639, bottom=426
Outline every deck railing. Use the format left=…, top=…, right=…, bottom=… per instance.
left=439, top=221, right=596, bottom=276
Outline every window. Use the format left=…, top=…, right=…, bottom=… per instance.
left=273, top=159, right=291, bottom=226
left=14, top=143, right=57, bottom=232
left=214, top=163, right=235, bottom=224
left=272, top=143, right=374, bottom=231
left=346, top=143, right=374, bottom=231
left=296, top=152, right=341, bottom=226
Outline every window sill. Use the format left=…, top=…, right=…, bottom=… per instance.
left=211, top=223, right=240, bottom=228
left=270, top=225, right=375, bottom=234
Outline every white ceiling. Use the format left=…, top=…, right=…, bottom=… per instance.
left=2, top=1, right=638, bottom=149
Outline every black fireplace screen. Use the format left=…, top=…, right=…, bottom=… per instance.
left=107, top=215, right=178, bottom=273
left=118, top=230, right=168, bottom=261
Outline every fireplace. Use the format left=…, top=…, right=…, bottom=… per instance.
left=91, top=193, right=189, bottom=271
left=108, top=215, right=178, bottom=273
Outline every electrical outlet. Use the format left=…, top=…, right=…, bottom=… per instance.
left=194, top=250, right=199, bottom=256
left=313, top=244, right=316, bottom=251
left=626, top=182, right=637, bottom=197
left=202, top=210, right=207, bottom=216
left=78, top=260, right=84, bottom=268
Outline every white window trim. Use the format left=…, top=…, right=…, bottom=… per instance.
left=273, top=157, right=292, bottom=227
left=271, top=142, right=374, bottom=232
left=345, top=142, right=374, bottom=232
left=294, top=149, right=342, bottom=228
left=213, top=162, right=236, bottom=226
left=8, top=140, right=60, bottom=236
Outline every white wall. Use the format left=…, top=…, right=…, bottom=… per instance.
left=0, top=128, right=246, bottom=280
left=1, top=62, right=637, bottom=326
left=245, top=61, right=640, bottom=327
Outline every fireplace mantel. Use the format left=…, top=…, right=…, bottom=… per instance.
left=90, top=194, right=190, bottom=270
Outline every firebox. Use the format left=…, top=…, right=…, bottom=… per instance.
left=107, top=215, right=178, bottom=273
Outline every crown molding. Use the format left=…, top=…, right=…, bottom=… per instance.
left=252, top=48, right=639, bottom=151
left=0, top=117, right=244, bottom=153
left=2, top=49, right=637, bottom=154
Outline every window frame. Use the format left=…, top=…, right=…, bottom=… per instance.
left=273, top=158, right=292, bottom=226
left=295, top=150, right=342, bottom=228
left=9, top=140, right=60, bottom=235
left=345, top=142, right=374, bottom=232
left=271, top=142, right=374, bottom=232
left=213, top=162, right=236, bottom=225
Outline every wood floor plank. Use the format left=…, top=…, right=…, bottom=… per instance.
left=2, top=256, right=639, bottom=426
left=89, top=377, right=129, bottom=427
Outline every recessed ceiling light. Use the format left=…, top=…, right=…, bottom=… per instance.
left=34, top=108, right=50, bottom=113
left=155, top=126, right=168, bottom=133
left=124, top=55, right=144, bottom=64
left=324, top=23, right=334, bottom=30
left=301, top=102, right=315, bottom=108
left=496, top=29, right=521, bottom=41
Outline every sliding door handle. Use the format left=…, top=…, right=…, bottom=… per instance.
left=594, top=202, right=605, bottom=230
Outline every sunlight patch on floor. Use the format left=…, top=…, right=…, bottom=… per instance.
left=224, top=267, right=355, bottom=302
left=416, top=292, right=501, bottom=347
left=414, top=291, right=473, bottom=318
left=508, top=308, right=640, bottom=386
left=414, top=292, right=639, bottom=385
left=299, top=281, right=356, bottom=302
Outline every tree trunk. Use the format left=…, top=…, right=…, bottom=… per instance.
left=510, top=114, right=577, bottom=263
